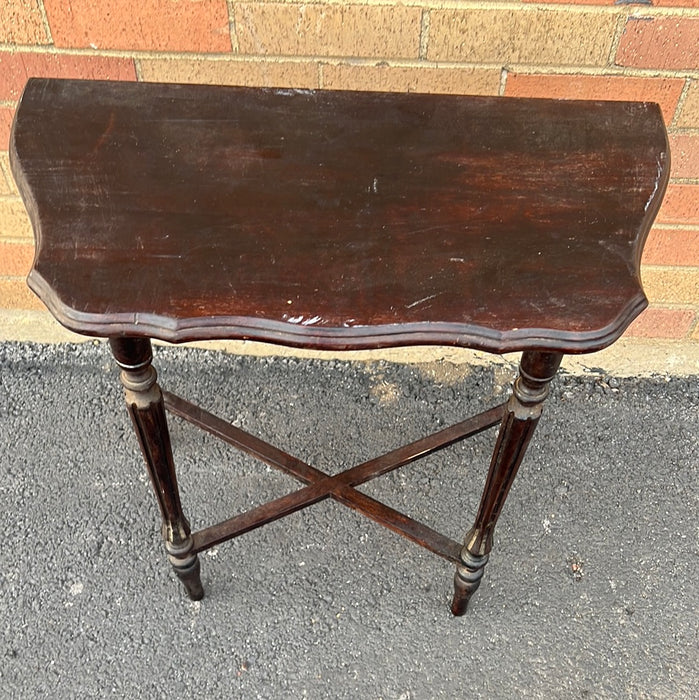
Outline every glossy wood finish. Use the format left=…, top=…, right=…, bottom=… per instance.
left=10, top=79, right=669, bottom=612
left=11, top=78, right=669, bottom=353
left=109, top=337, right=203, bottom=600
left=452, top=351, right=562, bottom=615
left=163, top=390, right=505, bottom=560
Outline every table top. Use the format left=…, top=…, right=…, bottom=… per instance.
left=11, top=78, right=668, bottom=353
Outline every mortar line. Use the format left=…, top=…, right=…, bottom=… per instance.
left=667, top=126, right=699, bottom=135
left=671, top=79, right=694, bottom=128
left=133, top=57, right=144, bottom=82
left=35, top=0, right=54, bottom=46
left=226, top=0, right=241, bottom=54
left=499, top=67, right=508, bottom=97
left=669, top=178, right=699, bottom=185
left=499, top=64, right=699, bottom=80
left=636, top=302, right=699, bottom=310
left=419, top=9, right=430, bottom=62
left=607, top=10, right=628, bottom=69
left=651, top=223, right=699, bottom=231
left=1, top=45, right=699, bottom=81
left=50, top=0, right=689, bottom=16
left=0, top=158, right=14, bottom=191
left=0, top=237, right=33, bottom=245
left=643, top=264, right=699, bottom=272
left=0, top=240, right=34, bottom=247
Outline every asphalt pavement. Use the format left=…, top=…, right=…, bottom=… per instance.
left=0, top=341, right=697, bottom=699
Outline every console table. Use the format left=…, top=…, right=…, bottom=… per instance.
left=10, top=78, right=668, bottom=614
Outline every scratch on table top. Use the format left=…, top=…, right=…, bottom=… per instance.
left=406, top=293, right=438, bottom=309
left=89, top=112, right=115, bottom=156
left=644, top=157, right=663, bottom=213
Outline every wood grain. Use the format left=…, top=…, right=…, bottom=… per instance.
left=11, top=79, right=669, bottom=353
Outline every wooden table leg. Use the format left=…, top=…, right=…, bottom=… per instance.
left=451, top=350, right=563, bottom=615
left=109, top=337, right=204, bottom=601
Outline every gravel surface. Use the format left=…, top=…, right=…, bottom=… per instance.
left=1, top=341, right=697, bottom=699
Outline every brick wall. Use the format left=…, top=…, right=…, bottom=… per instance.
left=1, top=0, right=697, bottom=346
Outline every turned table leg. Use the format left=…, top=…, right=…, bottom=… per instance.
left=109, top=337, right=204, bottom=601
left=451, top=350, right=563, bottom=615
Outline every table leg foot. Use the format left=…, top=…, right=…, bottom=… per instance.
left=167, top=540, right=204, bottom=601
left=451, top=548, right=489, bottom=616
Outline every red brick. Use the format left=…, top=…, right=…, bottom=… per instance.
left=139, top=57, right=319, bottom=90
left=657, top=184, right=699, bottom=225
left=0, top=278, right=44, bottom=311
left=0, top=198, right=32, bottom=240
left=0, top=52, right=137, bottom=102
left=668, top=133, right=699, bottom=180
left=323, top=64, right=501, bottom=95
left=653, top=0, right=699, bottom=6
left=427, top=8, right=616, bottom=65
left=0, top=0, right=50, bottom=45
left=235, top=3, right=421, bottom=60
left=505, top=73, right=684, bottom=125
left=0, top=153, right=15, bottom=195
left=0, top=108, right=14, bottom=152
left=676, top=81, right=699, bottom=128
left=0, top=174, right=10, bottom=197
left=643, top=228, right=699, bottom=266
left=525, top=0, right=699, bottom=4
left=0, top=242, right=34, bottom=276
left=625, top=307, right=695, bottom=339
left=617, top=16, right=699, bottom=70
left=641, top=267, right=698, bottom=304
left=522, top=0, right=616, bottom=4
left=43, top=0, right=231, bottom=52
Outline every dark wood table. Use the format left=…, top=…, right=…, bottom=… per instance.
left=10, top=78, right=669, bottom=614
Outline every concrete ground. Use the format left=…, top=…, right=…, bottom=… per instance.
left=0, top=341, right=697, bottom=699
